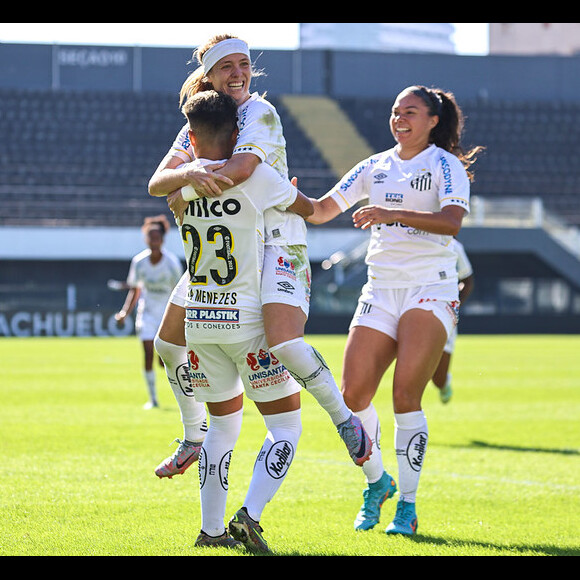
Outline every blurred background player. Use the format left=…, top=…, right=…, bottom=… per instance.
left=149, top=34, right=370, bottom=479
left=306, top=85, right=484, bottom=536
left=115, top=215, right=183, bottom=409
left=431, top=237, right=474, bottom=403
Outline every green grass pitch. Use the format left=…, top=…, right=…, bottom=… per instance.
left=1, top=334, right=578, bottom=556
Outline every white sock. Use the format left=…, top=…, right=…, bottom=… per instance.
left=394, top=411, right=428, bottom=504
left=199, top=409, right=243, bottom=537
left=243, top=409, right=302, bottom=522
left=143, top=370, right=157, bottom=403
left=270, top=338, right=351, bottom=425
left=154, top=336, right=207, bottom=442
left=356, top=404, right=386, bottom=484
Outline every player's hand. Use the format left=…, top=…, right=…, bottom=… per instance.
left=352, top=205, right=397, bottom=230
left=114, top=311, right=127, bottom=327
left=107, top=279, right=128, bottom=291
left=167, top=189, right=189, bottom=225
left=183, top=163, right=233, bottom=198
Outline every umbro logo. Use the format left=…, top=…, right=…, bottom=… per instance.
left=277, top=281, right=295, bottom=291
left=374, top=172, right=388, bottom=183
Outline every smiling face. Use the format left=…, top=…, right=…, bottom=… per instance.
left=389, top=89, right=439, bottom=158
left=206, top=52, right=252, bottom=106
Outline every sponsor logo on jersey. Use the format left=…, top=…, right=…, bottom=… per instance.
left=382, top=222, right=429, bottom=235
left=237, top=103, right=249, bottom=131
left=440, top=154, right=453, bottom=195
left=179, top=133, right=191, bottom=151
left=385, top=193, right=404, bottom=205
left=185, top=307, right=241, bottom=332
left=338, top=158, right=377, bottom=193
left=186, top=307, right=240, bottom=321
left=277, top=256, right=295, bottom=270
left=185, top=197, right=242, bottom=218
left=275, top=256, right=297, bottom=280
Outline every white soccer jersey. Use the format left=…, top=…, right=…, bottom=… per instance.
left=169, top=92, right=306, bottom=246
left=126, top=249, right=184, bottom=327
left=181, top=159, right=298, bottom=344
left=329, top=144, right=470, bottom=288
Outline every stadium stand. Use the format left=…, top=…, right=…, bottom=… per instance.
left=279, top=95, right=374, bottom=178
left=0, top=88, right=338, bottom=227
left=3, top=88, right=579, bottom=229
left=0, top=88, right=184, bottom=226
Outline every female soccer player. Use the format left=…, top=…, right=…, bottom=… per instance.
left=306, top=85, right=484, bottom=535
left=114, top=215, right=183, bottom=409
left=179, top=90, right=312, bottom=551
left=149, top=34, right=370, bottom=479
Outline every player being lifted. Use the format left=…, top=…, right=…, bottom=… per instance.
left=178, top=89, right=313, bottom=551
left=148, top=35, right=371, bottom=479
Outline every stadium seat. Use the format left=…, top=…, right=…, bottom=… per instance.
left=1, top=88, right=579, bottom=227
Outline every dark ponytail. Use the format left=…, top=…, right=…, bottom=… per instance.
left=410, top=85, right=484, bottom=182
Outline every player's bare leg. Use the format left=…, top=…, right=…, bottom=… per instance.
left=432, top=351, right=453, bottom=403
left=142, top=339, right=159, bottom=409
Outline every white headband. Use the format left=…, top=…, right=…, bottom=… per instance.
left=201, top=38, right=250, bottom=74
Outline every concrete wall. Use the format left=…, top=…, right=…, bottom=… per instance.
left=3, top=42, right=580, bottom=102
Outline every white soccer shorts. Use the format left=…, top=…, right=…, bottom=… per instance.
left=185, top=334, right=301, bottom=404
left=260, top=244, right=311, bottom=316
left=350, top=281, right=460, bottom=341
left=443, top=326, right=458, bottom=354
left=135, top=312, right=163, bottom=341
